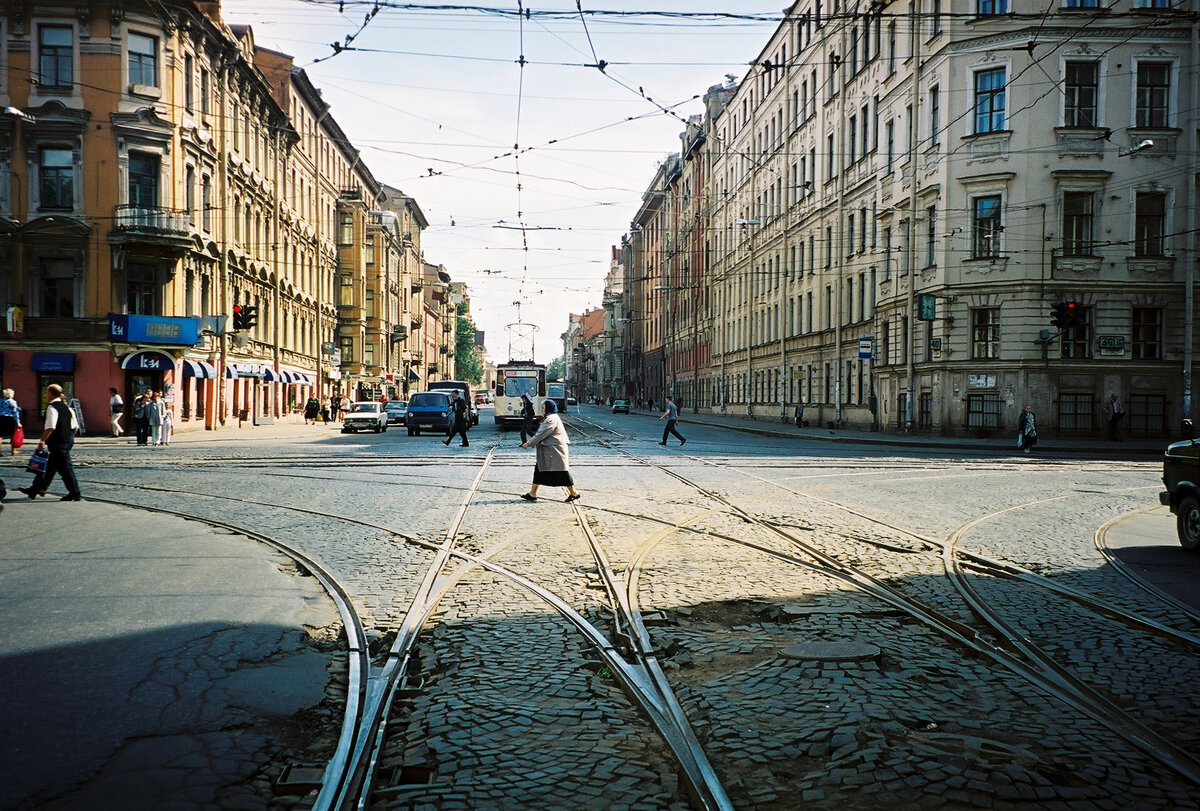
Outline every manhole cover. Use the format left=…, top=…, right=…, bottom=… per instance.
left=779, top=641, right=880, bottom=661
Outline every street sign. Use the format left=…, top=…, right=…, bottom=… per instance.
left=917, top=293, right=937, bottom=321
left=858, top=338, right=873, bottom=359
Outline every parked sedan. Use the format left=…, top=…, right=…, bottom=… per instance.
left=611, top=399, right=630, bottom=414
left=342, top=401, right=388, bottom=433
left=384, top=400, right=408, bottom=425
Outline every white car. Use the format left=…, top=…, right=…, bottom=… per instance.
left=341, top=402, right=388, bottom=433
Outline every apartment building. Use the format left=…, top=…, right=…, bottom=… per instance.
left=627, top=0, right=1196, bottom=437
left=0, top=1, right=451, bottom=432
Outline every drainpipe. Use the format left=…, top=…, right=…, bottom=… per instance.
left=904, top=7, right=922, bottom=431
left=1184, top=13, right=1198, bottom=432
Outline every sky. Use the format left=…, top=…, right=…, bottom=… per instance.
left=222, top=1, right=785, bottom=364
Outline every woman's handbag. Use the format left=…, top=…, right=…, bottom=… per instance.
left=25, top=449, right=49, bottom=475
left=11, top=426, right=23, bottom=449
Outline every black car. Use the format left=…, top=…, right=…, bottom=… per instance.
left=1160, top=439, right=1200, bottom=551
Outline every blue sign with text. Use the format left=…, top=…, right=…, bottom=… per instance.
left=109, top=314, right=201, bottom=346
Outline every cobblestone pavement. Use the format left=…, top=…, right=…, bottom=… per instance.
left=3, top=409, right=1198, bottom=810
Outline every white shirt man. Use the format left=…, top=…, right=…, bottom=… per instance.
left=109, top=387, right=124, bottom=437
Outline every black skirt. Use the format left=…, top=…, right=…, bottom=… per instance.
left=533, top=465, right=574, bottom=487
left=0, top=415, right=15, bottom=438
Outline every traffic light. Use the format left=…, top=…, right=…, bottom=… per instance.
left=1050, top=301, right=1080, bottom=330
left=232, top=304, right=258, bottom=331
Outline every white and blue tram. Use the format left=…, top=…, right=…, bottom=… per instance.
left=493, top=361, right=547, bottom=429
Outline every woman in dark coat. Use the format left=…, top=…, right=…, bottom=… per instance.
left=520, top=393, right=537, bottom=443
left=520, top=400, right=580, bottom=502
left=304, top=397, right=320, bottom=424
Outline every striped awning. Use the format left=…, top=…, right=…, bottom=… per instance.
left=224, top=365, right=239, bottom=379
left=180, top=359, right=218, bottom=379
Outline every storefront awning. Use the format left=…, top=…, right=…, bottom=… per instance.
left=224, top=365, right=239, bottom=380
left=261, top=368, right=281, bottom=382
left=120, top=350, right=174, bottom=372
left=292, top=372, right=312, bottom=384
left=180, top=359, right=218, bottom=379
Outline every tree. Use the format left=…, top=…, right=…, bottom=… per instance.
left=455, top=310, right=483, bottom=385
left=547, top=356, right=564, bottom=380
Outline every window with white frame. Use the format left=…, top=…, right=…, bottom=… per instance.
left=1135, top=192, right=1167, bottom=256
left=972, top=195, right=1002, bottom=258
left=977, top=0, right=1008, bottom=13
left=128, top=32, right=157, bottom=87
left=1062, top=191, right=1095, bottom=256
left=39, top=147, right=73, bottom=210
left=39, top=26, right=73, bottom=89
left=974, top=68, right=1006, bottom=133
left=1064, top=62, right=1099, bottom=127
left=1136, top=62, right=1170, bottom=128
left=971, top=308, right=999, bottom=359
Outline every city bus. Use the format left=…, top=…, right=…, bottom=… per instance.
left=493, top=361, right=546, bottom=429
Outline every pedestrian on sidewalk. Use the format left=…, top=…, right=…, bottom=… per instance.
left=520, top=400, right=580, bottom=502
left=1017, top=404, right=1038, bottom=454
left=133, top=391, right=151, bottom=445
left=443, top=392, right=470, bottom=447
left=19, top=383, right=82, bottom=501
left=658, top=395, right=686, bottom=446
left=339, top=396, right=350, bottom=421
left=519, top=393, right=536, bottom=443
left=109, top=387, right=124, bottom=437
left=148, top=391, right=166, bottom=446
left=1104, top=393, right=1124, bottom=441
left=161, top=402, right=174, bottom=446
left=304, top=397, right=320, bottom=424
left=794, top=399, right=805, bottom=428
left=0, top=388, right=21, bottom=456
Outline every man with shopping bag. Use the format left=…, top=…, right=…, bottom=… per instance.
left=18, top=384, right=82, bottom=501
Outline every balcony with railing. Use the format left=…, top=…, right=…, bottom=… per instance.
left=109, top=204, right=193, bottom=254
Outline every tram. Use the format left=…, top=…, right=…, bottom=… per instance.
left=546, top=381, right=567, bottom=413
left=493, top=361, right=547, bottom=429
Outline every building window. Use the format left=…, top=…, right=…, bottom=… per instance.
left=972, top=195, right=1002, bottom=258
left=974, top=68, right=1006, bottom=133
left=39, top=258, right=76, bottom=317
left=339, top=336, right=354, bottom=365
left=1064, top=62, right=1099, bottom=127
left=127, top=264, right=157, bottom=315
left=926, top=205, right=937, bottom=266
left=978, top=0, right=1008, bottom=13
left=338, top=211, right=354, bottom=245
left=128, top=153, right=159, bottom=208
left=364, top=343, right=375, bottom=367
left=1058, top=393, right=1094, bottom=432
left=1132, top=307, right=1162, bottom=360
left=887, top=21, right=897, bottom=73
left=971, top=308, right=999, bottom=359
left=200, top=68, right=211, bottom=115
left=128, top=33, right=157, bottom=87
left=1135, top=192, right=1167, bottom=256
left=184, top=54, right=194, bottom=110
left=967, top=392, right=1001, bottom=429
left=39, top=26, right=73, bottom=89
left=1128, top=394, right=1166, bottom=435
left=1064, top=0, right=1099, bottom=6
left=929, top=85, right=940, bottom=146
left=1060, top=305, right=1092, bottom=359
left=885, top=119, right=895, bottom=172
left=39, top=148, right=73, bottom=210
left=202, top=176, right=213, bottom=231
left=339, top=274, right=354, bottom=307
left=1062, top=191, right=1094, bottom=256
left=365, top=289, right=375, bottom=319
left=1136, top=63, right=1170, bottom=128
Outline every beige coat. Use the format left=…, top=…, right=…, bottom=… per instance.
left=525, top=412, right=570, bottom=472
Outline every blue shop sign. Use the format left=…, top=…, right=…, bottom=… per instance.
left=31, top=352, right=76, bottom=372
left=109, top=314, right=201, bottom=346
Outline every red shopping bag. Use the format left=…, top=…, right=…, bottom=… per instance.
left=11, top=426, right=23, bottom=449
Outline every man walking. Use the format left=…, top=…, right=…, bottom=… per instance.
left=20, top=383, right=82, bottom=501
left=1104, top=393, right=1124, bottom=441
left=444, top=392, right=470, bottom=447
left=109, top=387, right=124, bottom=437
left=658, top=395, right=686, bottom=447
left=133, top=391, right=151, bottom=445
left=519, top=393, right=537, bottom=443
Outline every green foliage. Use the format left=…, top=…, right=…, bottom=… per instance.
left=455, top=313, right=483, bottom=384
left=547, top=356, right=564, bottom=380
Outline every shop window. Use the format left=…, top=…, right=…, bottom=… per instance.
left=1058, top=392, right=1093, bottom=432
left=966, top=392, right=1000, bottom=429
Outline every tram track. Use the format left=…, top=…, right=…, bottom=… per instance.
left=568, top=416, right=1200, bottom=789
left=46, top=422, right=1200, bottom=808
